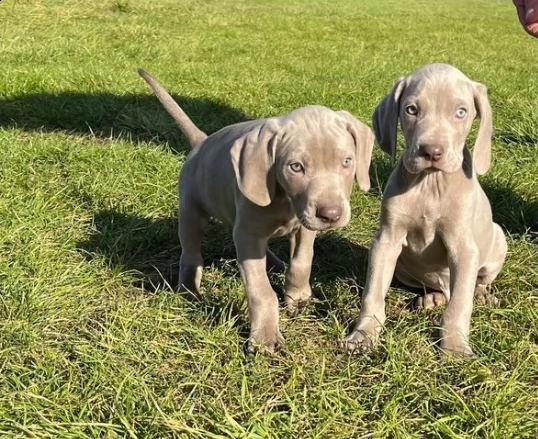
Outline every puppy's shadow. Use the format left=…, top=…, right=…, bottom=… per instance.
left=77, top=209, right=238, bottom=293
left=311, top=232, right=370, bottom=318
left=77, top=209, right=257, bottom=336
left=482, top=181, right=538, bottom=238
left=77, top=209, right=371, bottom=330
left=0, top=91, right=251, bottom=153
left=77, top=209, right=370, bottom=286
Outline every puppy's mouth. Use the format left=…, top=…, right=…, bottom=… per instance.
left=422, top=161, right=460, bottom=174
left=298, top=212, right=350, bottom=231
left=422, top=164, right=443, bottom=173
left=298, top=217, right=322, bottom=231
left=404, top=157, right=459, bottom=174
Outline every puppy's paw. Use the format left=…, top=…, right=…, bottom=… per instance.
left=339, top=329, right=376, bottom=353
left=284, top=286, right=312, bottom=315
left=475, top=285, right=499, bottom=306
left=178, top=283, right=202, bottom=302
left=179, top=265, right=202, bottom=301
left=246, top=327, right=284, bottom=354
left=411, top=292, right=447, bottom=311
left=178, top=288, right=202, bottom=302
left=439, top=337, right=476, bottom=359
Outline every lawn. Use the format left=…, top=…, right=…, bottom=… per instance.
left=0, top=0, right=537, bottom=437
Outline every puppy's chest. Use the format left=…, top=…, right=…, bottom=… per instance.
left=393, top=176, right=461, bottom=259
left=401, top=204, right=444, bottom=254
left=405, top=221, right=439, bottom=253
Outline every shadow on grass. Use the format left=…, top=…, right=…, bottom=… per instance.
left=0, top=91, right=251, bottom=154
left=311, top=232, right=370, bottom=319
left=77, top=209, right=237, bottom=293
left=494, top=130, right=538, bottom=148
left=3, top=90, right=535, bottom=236
left=77, top=210, right=371, bottom=290
left=76, top=209, right=371, bottom=327
left=482, top=181, right=538, bottom=237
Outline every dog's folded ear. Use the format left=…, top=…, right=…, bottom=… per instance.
left=372, top=77, right=406, bottom=159
left=472, top=82, right=493, bottom=175
left=231, top=119, right=280, bottom=206
left=338, top=111, right=375, bottom=192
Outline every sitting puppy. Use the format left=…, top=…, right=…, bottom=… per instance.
left=138, top=69, right=374, bottom=353
left=342, top=63, right=507, bottom=357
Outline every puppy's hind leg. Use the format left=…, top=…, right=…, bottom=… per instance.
left=475, top=223, right=507, bottom=306
left=178, top=200, right=209, bottom=299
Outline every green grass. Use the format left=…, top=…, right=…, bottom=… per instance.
left=0, top=0, right=537, bottom=437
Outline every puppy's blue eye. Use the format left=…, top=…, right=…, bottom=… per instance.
left=342, top=157, right=353, bottom=168
left=455, top=107, right=467, bottom=119
left=289, top=162, right=304, bottom=173
left=405, top=105, right=418, bottom=116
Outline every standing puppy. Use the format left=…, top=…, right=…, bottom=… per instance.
left=342, top=63, right=507, bottom=357
left=138, top=69, right=374, bottom=353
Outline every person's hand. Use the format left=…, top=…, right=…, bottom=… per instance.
left=514, top=0, right=538, bottom=37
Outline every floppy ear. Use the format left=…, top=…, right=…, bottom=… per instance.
left=372, top=77, right=406, bottom=159
left=338, top=111, right=375, bottom=192
left=472, top=82, right=493, bottom=175
left=230, top=119, right=280, bottom=206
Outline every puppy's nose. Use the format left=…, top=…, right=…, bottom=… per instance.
left=316, top=205, right=342, bottom=223
left=419, top=144, right=443, bottom=162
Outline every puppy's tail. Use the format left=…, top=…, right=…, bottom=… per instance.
left=138, top=68, right=207, bottom=148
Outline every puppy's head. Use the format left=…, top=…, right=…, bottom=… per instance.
left=231, top=106, right=374, bottom=231
left=372, top=63, right=493, bottom=175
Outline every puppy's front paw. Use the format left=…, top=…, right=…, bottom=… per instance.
left=246, top=327, right=284, bottom=354
left=284, top=286, right=312, bottom=315
left=439, top=337, right=476, bottom=359
left=340, top=329, right=376, bottom=353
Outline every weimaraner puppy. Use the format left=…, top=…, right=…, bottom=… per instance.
left=342, top=63, right=507, bottom=357
left=138, top=69, right=374, bottom=353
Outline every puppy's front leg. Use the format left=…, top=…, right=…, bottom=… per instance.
left=284, top=226, right=317, bottom=314
left=440, top=234, right=479, bottom=358
left=233, top=226, right=283, bottom=353
left=342, top=228, right=405, bottom=352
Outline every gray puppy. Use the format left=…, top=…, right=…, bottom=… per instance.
left=342, top=63, right=507, bottom=357
left=139, top=69, right=374, bottom=353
